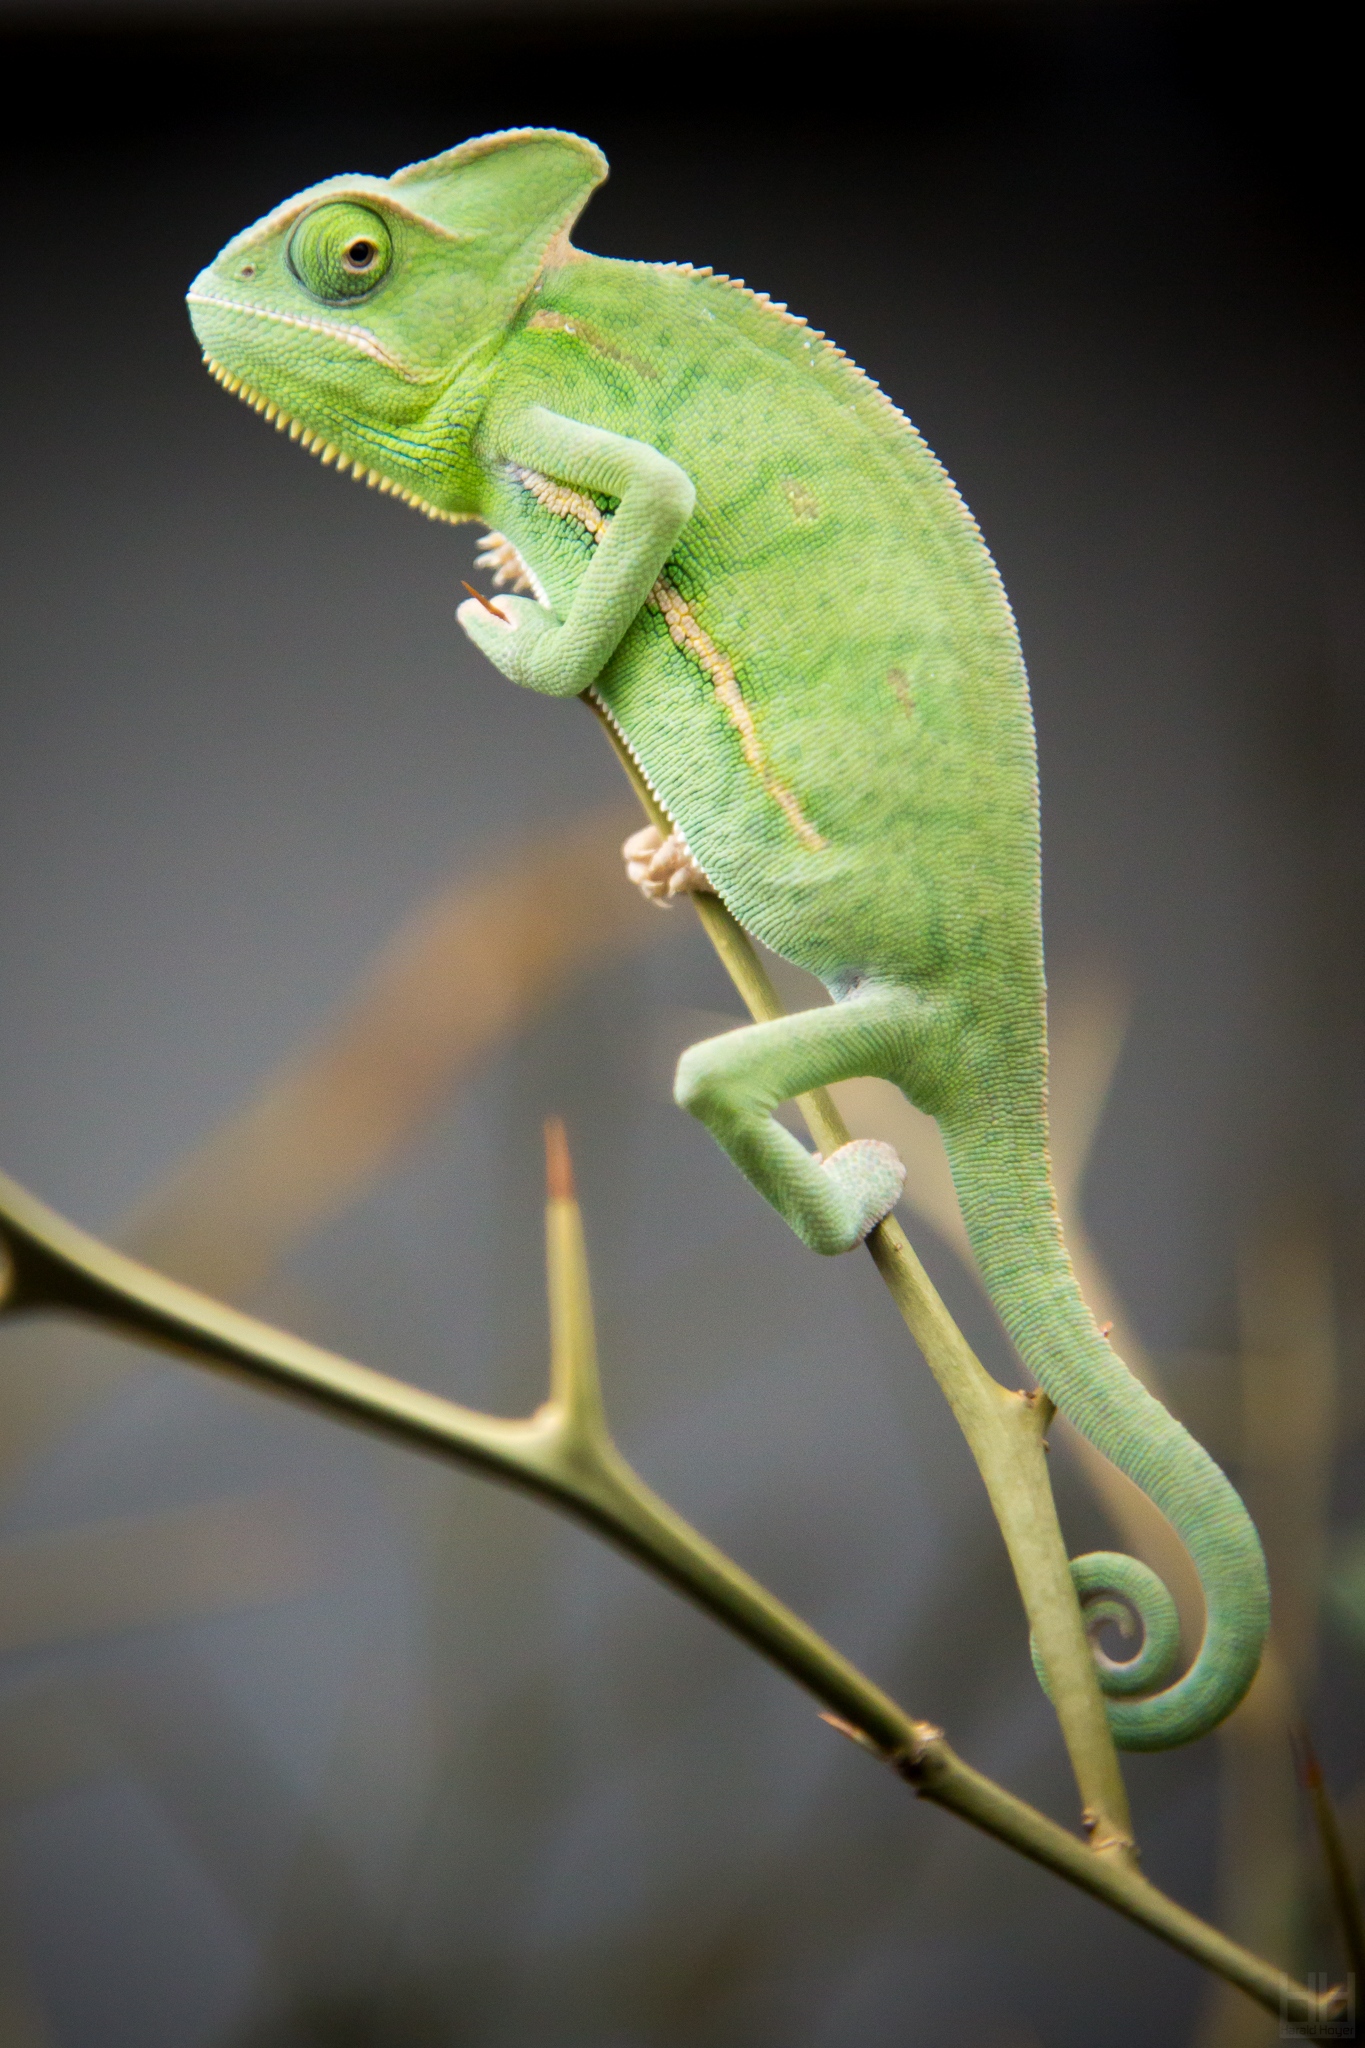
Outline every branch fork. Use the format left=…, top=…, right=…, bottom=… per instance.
left=0, top=1133, right=1340, bottom=2027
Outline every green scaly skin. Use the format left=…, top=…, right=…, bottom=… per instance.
left=187, top=128, right=1268, bottom=1749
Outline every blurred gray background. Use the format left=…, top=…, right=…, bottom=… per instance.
left=0, top=2, right=1361, bottom=2042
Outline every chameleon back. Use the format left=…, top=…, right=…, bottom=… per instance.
left=480, top=254, right=1042, bottom=1008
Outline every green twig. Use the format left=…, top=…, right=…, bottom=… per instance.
left=588, top=694, right=1132, bottom=1857
left=0, top=1160, right=1339, bottom=2025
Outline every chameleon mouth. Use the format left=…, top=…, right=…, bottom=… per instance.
left=199, top=354, right=468, bottom=526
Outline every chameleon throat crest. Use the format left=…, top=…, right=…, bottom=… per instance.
left=199, top=355, right=471, bottom=524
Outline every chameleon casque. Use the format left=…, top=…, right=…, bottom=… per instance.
left=188, top=127, right=1269, bottom=1749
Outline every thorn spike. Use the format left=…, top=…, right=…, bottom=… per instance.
left=544, top=1118, right=575, bottom=1202
left=461, top=580, right=509, bottom=623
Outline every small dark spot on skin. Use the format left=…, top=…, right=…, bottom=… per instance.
left=239, top=264, right=256, bottom=279
left=887, top=666, right=915, bottom=716
left=828, top=968, right=866, bottom=1000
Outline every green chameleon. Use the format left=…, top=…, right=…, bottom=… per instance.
left=188, top=127, right=1268, bottom=1749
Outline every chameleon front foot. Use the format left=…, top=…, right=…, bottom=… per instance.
left=622, top=824, right=715, bottom=904
left=474, top=530, right=547, bottom=602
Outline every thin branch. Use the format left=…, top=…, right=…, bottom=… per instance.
left=586, top=695, right=1133, bottom=1858
left=0, top=1160, right=1340, bottom=2027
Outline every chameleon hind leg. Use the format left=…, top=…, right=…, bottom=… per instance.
left=674, top=986, right=931, bottom=1254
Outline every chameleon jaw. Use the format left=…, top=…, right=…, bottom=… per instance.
left=199, top=354, right=470, bottom=525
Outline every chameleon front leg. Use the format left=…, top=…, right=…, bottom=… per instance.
left=674, top=988, right=936, bottom=1254
left=456, top=406, right=695, bottom=697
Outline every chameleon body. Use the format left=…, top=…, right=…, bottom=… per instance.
left=188, top=129, right=1268, bottom=1748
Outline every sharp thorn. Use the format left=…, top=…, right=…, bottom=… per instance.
left=461, top=580, right=509, bottom=621
left=1292, top=1723, right=1365, bottom=1985
left=544, top=1117, right=575, bottom=1201
left=818, top=1711, right=886, bottom=1758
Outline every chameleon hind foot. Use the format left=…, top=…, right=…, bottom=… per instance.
left=622, top=824, right=715, bottom=904
left=816, top=1138, right=906, bottom=1250
left=674, top=990, right=927, bottom=1254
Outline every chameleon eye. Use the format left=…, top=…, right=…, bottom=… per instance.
left=288, top=203, right=393, bottom=304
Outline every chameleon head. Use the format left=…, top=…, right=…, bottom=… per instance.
left=186, top=128, right=607, bottom=517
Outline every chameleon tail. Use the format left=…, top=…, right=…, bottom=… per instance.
left=937, top=1097, right=1269, bottom=1751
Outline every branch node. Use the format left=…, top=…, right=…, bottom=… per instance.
left=1082, top=1807, right=1140, bottom=1862
left=890, top=1722, right=947, bottom=1786
left=1024, top=1386, right=1057, bottom=1436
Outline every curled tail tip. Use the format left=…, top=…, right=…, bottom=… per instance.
left=1035, top=1540, right=1269, bottom=1751
left=942, top=1105, right=1271, bottom=1746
